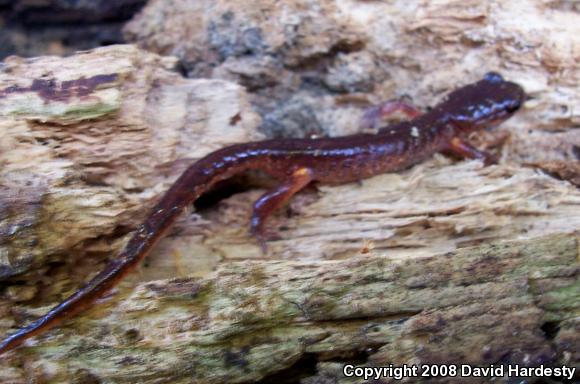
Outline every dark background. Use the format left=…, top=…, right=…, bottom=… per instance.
left=0, top=0, right=147, bottom=59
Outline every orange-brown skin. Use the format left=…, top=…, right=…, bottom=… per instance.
left=0, top=72, right=525, bottom=355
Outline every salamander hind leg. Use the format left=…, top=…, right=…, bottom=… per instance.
left=250, top=167, right=314, bottom=252
left=447, top=137, right=498, bottom=166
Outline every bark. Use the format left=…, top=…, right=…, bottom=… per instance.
left=0, top=0, right=579, bottom=382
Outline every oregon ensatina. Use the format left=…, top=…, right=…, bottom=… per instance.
left=0, top=72, right=524, bottom=355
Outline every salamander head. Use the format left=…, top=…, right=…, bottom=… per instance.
left=442, top=72, right=525, bottom=132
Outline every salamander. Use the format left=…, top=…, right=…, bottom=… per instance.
left=0, top=72, right=525, bottom=355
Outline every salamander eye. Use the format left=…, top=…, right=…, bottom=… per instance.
left=484, top=72, right=504, bottom=83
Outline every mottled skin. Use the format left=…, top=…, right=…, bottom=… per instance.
left=0, top=72, right=524, bottom=356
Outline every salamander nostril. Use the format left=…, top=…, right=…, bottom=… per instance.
left=507, top=100, right=522, bottom=113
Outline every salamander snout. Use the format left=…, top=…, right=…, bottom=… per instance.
left=482, top=73, right=525, bottom=114
left=479, top=72, right=526, bottom=119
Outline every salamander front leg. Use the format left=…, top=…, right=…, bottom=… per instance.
left=447, top=137, right=497, bottom=165
left=361, top=99, right=422, bottom=130
left=250, top=167, right=313, bottom=252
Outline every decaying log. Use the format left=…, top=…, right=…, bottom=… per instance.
left=0, top=0, right=579, bottom=382
left=0, top=45, right=262, bottom=281
left=0, top=233, right=578, bottom=383
left=125, top=0, right=580, bottom=166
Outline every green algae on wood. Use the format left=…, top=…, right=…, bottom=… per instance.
left=1, top=233, right=577, bottom=383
